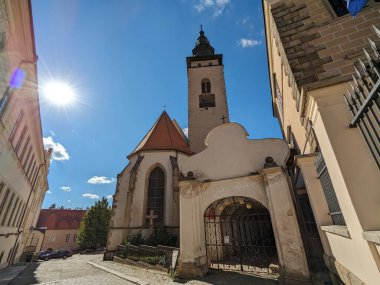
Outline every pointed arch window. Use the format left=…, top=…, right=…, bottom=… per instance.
left=201, top=78, right=211, bottom=93
left=146, top=167, right=165, bottom=226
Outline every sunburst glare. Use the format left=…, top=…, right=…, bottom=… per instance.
left=42, top=80, right=75, bottom=106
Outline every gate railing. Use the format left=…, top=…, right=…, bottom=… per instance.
left=344, top=25, right=380, bottom=169
left=115, top=244, right=179, bottom=270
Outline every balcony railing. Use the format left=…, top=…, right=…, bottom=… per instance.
left=344, top=25, right=380, bottom=169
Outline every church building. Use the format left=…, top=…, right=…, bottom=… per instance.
left=106, top=29, right=310, bottom=282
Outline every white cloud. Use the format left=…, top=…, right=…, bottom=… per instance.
left=61, top=186, right=71, bottom=192
left=43, top=136, right=70, bottom=161
left=82, top=193, right=100, bottom=199
left=46, top=190, right=52, bottom=194
left=87, top=176, right=116, bottom=184
left=106, top=195, right=113, bottom=200
left=194, top=0, right=231, bottom=17
left=238, top=38, right=262, bottom=48
left=67, top=200, right=71, bottom=203
left=239, top=16, right=254, bottom=30
left=242, top=16, right=250, bottom=25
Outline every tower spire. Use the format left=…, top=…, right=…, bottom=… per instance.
left=192, top=27, right=214, bottom=57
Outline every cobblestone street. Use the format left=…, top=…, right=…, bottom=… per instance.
left=9, top=254, right=134, bottom=285
left=7, top=253, right=279, bottom=285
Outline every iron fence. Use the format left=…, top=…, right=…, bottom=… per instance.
left=115, top=244, right=179, bottom=270
left=344, top=25, right=380, bottom=169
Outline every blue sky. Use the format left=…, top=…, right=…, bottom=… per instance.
left=32, top=0, right=282, bottom=209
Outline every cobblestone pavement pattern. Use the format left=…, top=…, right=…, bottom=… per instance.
left=8, top=253, right=279, bottom=285
left=9, top=254, right=134, bottom=285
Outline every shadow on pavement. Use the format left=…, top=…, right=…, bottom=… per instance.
left=9, top=262, right=41, bottom=285
left=176, top=269, right=278, bottom=285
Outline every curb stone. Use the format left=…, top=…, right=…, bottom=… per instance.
left=87, top=261, right=149, bottom=285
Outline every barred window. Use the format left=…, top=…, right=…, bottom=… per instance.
left=316, top=154, right=346, bottom=226
left=146, top=167, right=165, bottom=226
left=65, top=234, right=70, bottom=242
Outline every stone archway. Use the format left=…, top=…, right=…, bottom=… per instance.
left=204, top=196, right=279, bottom=274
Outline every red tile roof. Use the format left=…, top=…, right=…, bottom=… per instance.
left=129, top=111, right=192, bottom=157
left=37, top=209, right=86, bottom=230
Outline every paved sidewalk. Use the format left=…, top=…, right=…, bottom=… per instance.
left=0, top=264, right=29, bottom=285
left=89, top=257, right=279, bottom=285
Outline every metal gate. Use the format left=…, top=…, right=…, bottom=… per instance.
left=204, top=197, right=278, bottom=274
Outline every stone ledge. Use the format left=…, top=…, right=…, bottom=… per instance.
left=87, top=261, right=148, bottom=285
left=362, top=231, right=380, bottom=244
left=321, top=225, right=350, bottom=238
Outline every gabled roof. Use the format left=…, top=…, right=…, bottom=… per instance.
left=130, top=111, right=192, bottom=157
left=37, top=209, right=86, bottom=230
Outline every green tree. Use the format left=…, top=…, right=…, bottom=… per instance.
left=78, top=197, right=111, bottom=249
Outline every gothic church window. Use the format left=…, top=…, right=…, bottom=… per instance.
left=146, top=167, right=165, bottom=226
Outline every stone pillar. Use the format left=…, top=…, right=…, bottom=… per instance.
left=260, top=166, right=310, bottom=282
left=170, top=156, right=180, bottom=227
left=177, top=180, right=208, bottom=278
left=296, top=154, right=333, bottom=256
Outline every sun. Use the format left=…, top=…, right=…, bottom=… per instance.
left=42, top=81, right=75, bottom=106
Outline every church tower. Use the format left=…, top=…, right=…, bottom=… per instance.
left=187, top=28, right=229, bottom=153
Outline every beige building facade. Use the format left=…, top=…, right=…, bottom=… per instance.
left=36, top=209, right=86, bottom=252
left=263, top=0, right=380, bottom=284
left=0, top=0, right=50, bottom=268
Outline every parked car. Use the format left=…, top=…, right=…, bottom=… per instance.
left=39, top=249, right=72, bottom=261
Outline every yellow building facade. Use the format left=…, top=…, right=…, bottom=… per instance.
left=0, top=0, right=50, bottom=268
left=263, top=0, right=380, bottom=284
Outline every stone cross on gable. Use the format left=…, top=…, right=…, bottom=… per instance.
left=146, top=209, right=158, bottom=228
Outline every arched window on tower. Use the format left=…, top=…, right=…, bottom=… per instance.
left=200, top=78, right=215, bottom=109
left=146, top=167, right=165, bottom=226
left=201, top=78, right=211, bottom=93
